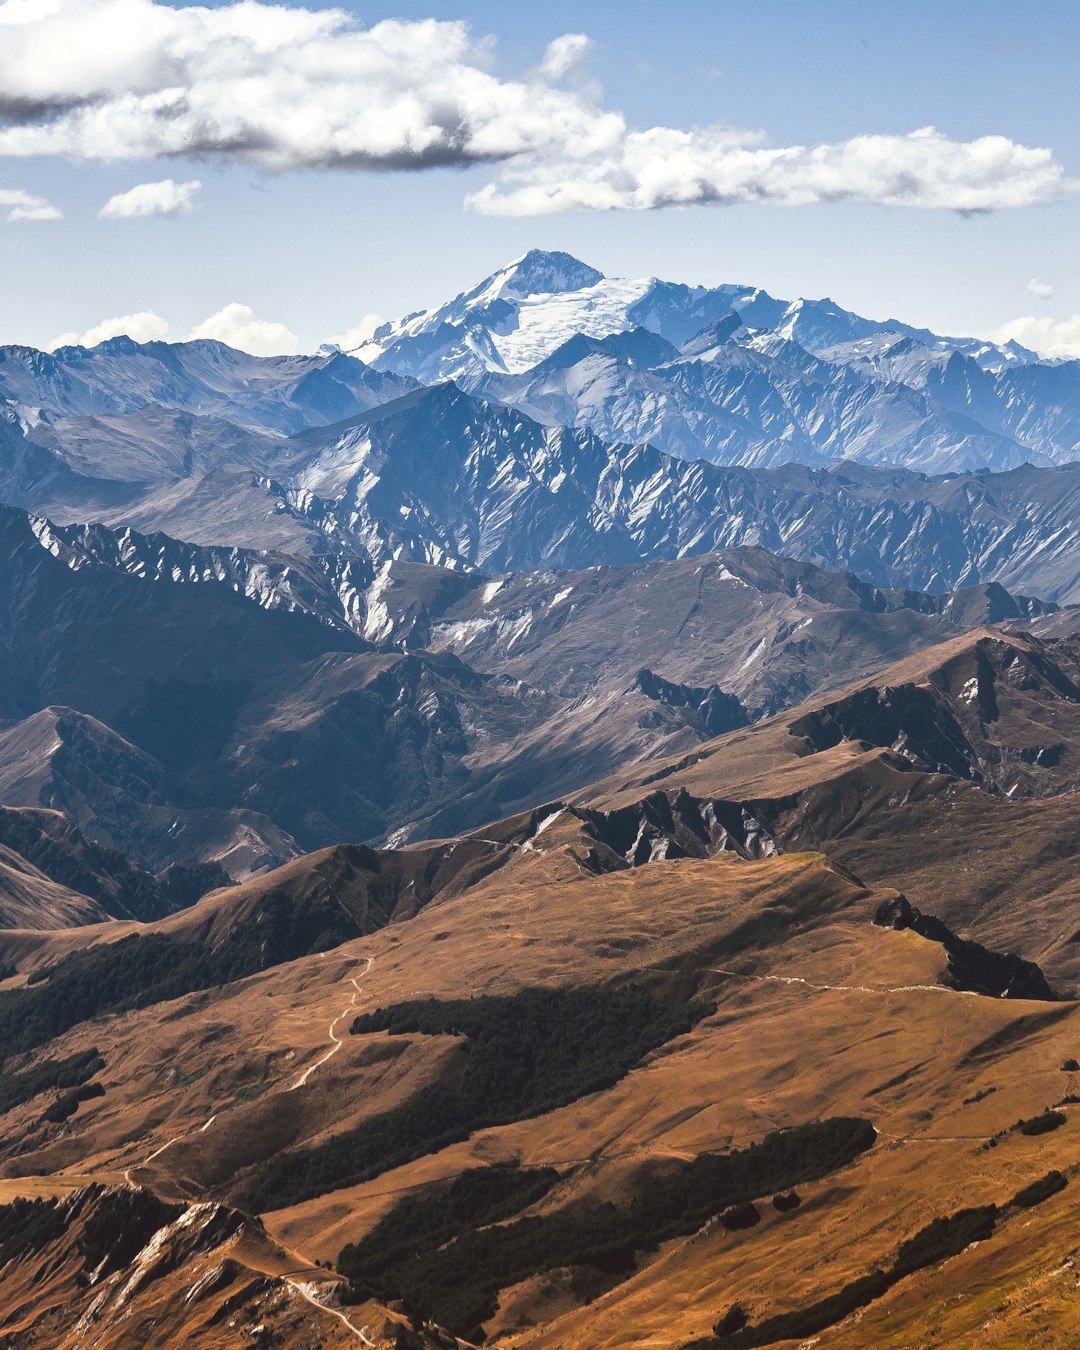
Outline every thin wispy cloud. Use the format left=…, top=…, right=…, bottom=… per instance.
left=0, top=0, right=1070, bottom=217
left=99, top=178, right=201, bottom=220
left=0, top=187, right=62, bottom=222
left=1026, top=277, right=1055, bottom=300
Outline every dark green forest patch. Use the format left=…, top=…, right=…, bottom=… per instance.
left=337, top=1116, right=877, bottom=1339
left=1010, top=1170, right=1068, bottom=1208
left=0, top=1185, right=182, bottom=1276
left=0, top=1047, right=103, bottom=1114
left=688, top=1178, right=1074, bottom=1350
left=43, top=1081, right=105, bottom=1123
left=234, top=983, right=709, bottom=1213
left=0, top=890, right=361, bottom=1060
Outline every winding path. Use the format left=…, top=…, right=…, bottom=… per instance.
left=123, top=956, right=374, bottom=1183
left=285, top=1277, right=374, bottom=1345
left=120, top=956, right=380, bottom=1339
left=709, top=967, right=978, bottom=997
left=289, top=956, right=374, bottom=1091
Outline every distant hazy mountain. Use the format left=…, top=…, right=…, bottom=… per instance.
left=356, top=249, right=1077, bottom=472
left=0, top=339, right=414, bottom=434
left=0, top=250, right=1077, bottom=601
left=357, top=248, right=1037, bottom=379
left=3, top=252, right=1073, bottom=495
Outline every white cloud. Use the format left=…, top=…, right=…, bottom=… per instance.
left=188, top=302, right=298, bottom=356
left=987, top=315, right=1080, bottom=359
left=466, top=125, right=1070, bottom=216
left=539, top=33, right=592, bottom=81
left=48, top=309, right=170, bottom=349
left=0, top=187, right=61, bottom=221
left=328, top=313, right=383, bottom=351
left=0, top=0, right=1069, bottom=217
left=0, top=1, right=618, bottom=172
left=98, top=177, right=201, bottom=219
left=1026, top=277, right=1054, bottom=300
left=45, top=301, right=299, bottom=355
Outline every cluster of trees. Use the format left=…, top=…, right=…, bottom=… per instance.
left=77, top=1188, right=183, bottom=1279
left=0, top=1047, right=103, bottom=1114
left=0, top=1195, right=71, bottom=1264
left=339, top=1163, right=559, bottom=1291
left=691, top=1204, right=999, bottom=1348
left=0, top=889, right=361, bottom=1058
left=1010, top=1170, right=1068, bottom=1209
left=43, top=1081, right=105, bottom=1124
left=695, top=1170, right=1070, bottom=1349
left=1016, top=1109, right=1067, bottom=1137
left=334, top=1116, right=877, bottom=1338
left=237, top=983, right=706, bottom=1212
left=720, top=1202, right=760, bottom=1232
left=891, top=1206, right=998, bottom=1277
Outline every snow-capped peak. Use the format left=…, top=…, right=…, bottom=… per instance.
left=493, top=249, right=605, bottom=299
left=356, top=253, right=656, bottom=379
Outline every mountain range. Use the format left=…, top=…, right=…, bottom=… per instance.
left=355, top=249, right=1078, bottom=473
left=0, top=501, right=1054, bottom=884
left=1, top=619, right=1079, bottom=1346
left=1, top=249, right=1079, bottom=1348
left=1, top=251, right=1077, bottom=604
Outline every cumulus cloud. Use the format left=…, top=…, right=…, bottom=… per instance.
left=466, top=125, right=1069, bottom=216
left=0, top=187, right=61, bottom=221
left=327, top=313, right=383, bottom=351
left=0, top=1, right=620, bottom=172
left=0, top=0, right=1070, bottom=216
left=48, top=309, right=170, bottom=349
left=98, top=177, right=201, bottom=219
left=188, top=303, right=299, bottom=356
left=46, top=301, right=299, bottom=355
left=988, top=314, right=1080, bottom=359
left=1026, top=277, right=1054, bottom=300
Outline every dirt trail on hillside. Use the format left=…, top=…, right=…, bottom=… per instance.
left=290, top=956, right=375, bottom=1091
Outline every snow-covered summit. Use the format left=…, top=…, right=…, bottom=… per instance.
left=490, top=248, right=605, bottom=299
left=356, top=249, right=771, bottom=382
left=358, top=249, right=1043, bottom=389
left=358, top=250, right=654, bottom=379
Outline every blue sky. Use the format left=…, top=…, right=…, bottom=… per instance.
left=1, top=0, right=1077, bottom=354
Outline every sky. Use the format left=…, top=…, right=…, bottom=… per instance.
left=0, top=0, right=1077, bottom=356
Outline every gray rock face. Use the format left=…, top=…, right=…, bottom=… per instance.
left=193, top=384, right=1080, bottom=602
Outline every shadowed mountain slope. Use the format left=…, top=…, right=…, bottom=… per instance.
left=0, top=504, right=1059, bottom=891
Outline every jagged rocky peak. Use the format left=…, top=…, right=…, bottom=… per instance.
left=679, top=310, right=745, bottom=358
